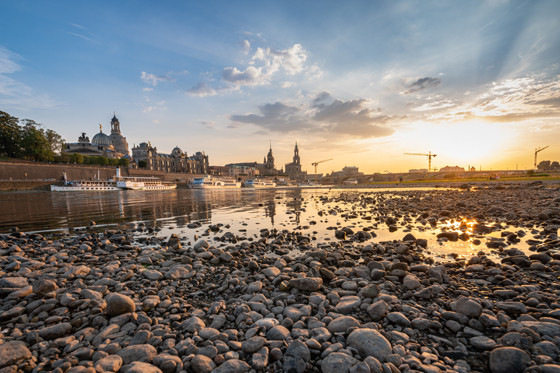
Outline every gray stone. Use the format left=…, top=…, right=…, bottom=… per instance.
left=403, top=274, right=422, bottom=290
left=106, top=293, right=136, bottom=317
left=32, top=279, right=58, bottom=295
left=117, top=344, right=157, bottom=365
left=470, top=336, right=497, bottom=350
left=347, top=328, right=392, bottom=362
left=288, top=277, right=323, bottom=291
left=285, top=340, right=310, bottom=362
left=521, top=321, right=560, bottom=337
left=182, top=316, right=206, bottom=333
left=251, top=347, right=269, bottom=370
left=95, top=355, right=122, bottom=372
left=367, top=300, right=389, bottom=321
left=121, top=361, right=162, bottom=373
left=335, top=295, right=361, bottom=314
left=212, top=359, right=250, bottom=373
left=164, top=266, right=189, bottom=279
left=489, top=347, right=530, bottom=373
left=0, top=277, right=28, bottom=289
left=266, top=325, right=290, bottom=340
left=321, top=352, right=359, bottom=373
left=455, top=297, right=482, bottom=318
left=386, top=312, right=411, bottom=327
left=242, top=336, right=265, bottom=353
left=194, top=239, right=209, bottom=250
left=0, top=341, right=32, bottom=367
left=153, top=353, right=183, bottom=373
left=190, top=355, right=216, bottom=373
left=327, top=316, right=361, bottom=333
left=142, top=269, right=163, bottom=281
left=38, top=322, right=72, bottom=340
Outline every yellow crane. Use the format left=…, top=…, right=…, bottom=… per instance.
left=405, top=151, right=437, bottom=172
left=311, top=158, right=332, bottom=182
left=534, top=146, right=549, bottom=169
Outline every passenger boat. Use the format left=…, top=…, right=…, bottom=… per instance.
left=243, top=179, right=277, bottom=188
left=192, top=175, right=241, bottom=189
left=50, top=168, right=176, bottom=191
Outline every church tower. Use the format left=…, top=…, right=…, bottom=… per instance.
left=265, top=142, right=275, bottom=169
left=109, top=113, right=129, bottom=156
left=293, top=142, right=300, bottom=166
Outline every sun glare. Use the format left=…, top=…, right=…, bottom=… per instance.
left=427, top=121, right=512, bottom=166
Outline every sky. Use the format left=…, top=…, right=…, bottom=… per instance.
left=1, top=0, right=559, bottom=174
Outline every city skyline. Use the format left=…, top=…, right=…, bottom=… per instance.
left=1, top=0, right=559, bottom=173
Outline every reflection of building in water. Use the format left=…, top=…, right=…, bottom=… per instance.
left=64, top=114, right=130, bottom=159
left=131, top=143, right=209, bottom=174
left=265, top=196, right=276, bottom=225
left=286, top=189, right=303, bottom=225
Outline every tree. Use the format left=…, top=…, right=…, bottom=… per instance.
left=551, top=161, right=560, bottom=170
left=19, top=119, right=53, bottom=161
left=45, top=129, right=64, bottom=155
left=538, top=160, right=551, bottom=171
left=118, top=157, right=130, bottom=167
left=70, top=153, right=84, bottom=164
left=0, top=111, right=21, bottom=157
left=138, top=160, right=147, bottom=168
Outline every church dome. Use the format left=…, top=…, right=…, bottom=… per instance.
left=92, top=131, right=112, bottom=146
left=171, top=146, right=184, bottom=157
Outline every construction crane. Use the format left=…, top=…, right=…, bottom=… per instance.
left=311, top=158, right=332, bottom=182
left=405, top=151, right=437, bottom=172
left=534, top=146, right=549, bottom=169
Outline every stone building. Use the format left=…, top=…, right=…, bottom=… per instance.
left=64, top=114, right=129, bottom=159
left=131, top=142, right=209, bottom=174
left=228, top=144, right=280, bottom=177
left=285, top=142, right=307, bottom=181
left=257, top=144, right=279, bottom=176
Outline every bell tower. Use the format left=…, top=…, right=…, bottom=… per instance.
left=111, top=112, right=121, bottom=134
left=293, top=142, right=300, bottom=166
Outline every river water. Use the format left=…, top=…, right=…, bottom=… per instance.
left=0, top=187, right=532, bottom=261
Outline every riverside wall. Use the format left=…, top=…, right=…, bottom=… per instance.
left=0, top=160, right=203, bottom=183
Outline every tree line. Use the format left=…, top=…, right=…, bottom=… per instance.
left=537, top=160, right=560, bottom=171
left=0, top=111, right=128, bottom=166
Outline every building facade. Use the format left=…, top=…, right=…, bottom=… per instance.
left=65, top=114, right=129, bottom=159
left=131, top=142, right=209, bottom=174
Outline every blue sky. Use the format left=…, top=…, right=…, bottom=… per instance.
left=1, top=0, right=559, bottom=173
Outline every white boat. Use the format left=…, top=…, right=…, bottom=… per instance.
left=50, top=177, right=121, bottom=191
left=192, top=175, right=241, bottom=189
left=116, top=177, right=176, bottom=190
left=51, top=168, right=176, bottom=191
left=243, top=179, right=276, bottom=188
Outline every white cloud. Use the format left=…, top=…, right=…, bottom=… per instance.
left=140, top=71, right=172, bottom=86
left=222, top=66, right=264, bottom=86
left=242, top=40, right=251, bottom=55
left=187, top=82, right=217, bottom=97
left=0, top=46, right=56, bottom=109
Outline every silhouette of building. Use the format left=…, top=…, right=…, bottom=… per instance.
left=285, top=142, right=307, bottom=181
left=258, top=143, right=279, bottom=176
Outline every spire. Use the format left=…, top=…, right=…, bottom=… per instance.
left=99, top=124, right=103, bottom=133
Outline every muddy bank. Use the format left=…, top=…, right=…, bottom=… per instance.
left=1, top=183, right=559, bottom=373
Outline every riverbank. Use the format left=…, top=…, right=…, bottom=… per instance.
left=1, top=184, right=559, bottom=372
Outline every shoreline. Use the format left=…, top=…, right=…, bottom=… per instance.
left=1, top=185, right=559, bottom=372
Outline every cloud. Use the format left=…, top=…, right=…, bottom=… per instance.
left=200, top=120, right=215, bottom=128
left=241, top=40, right=251, bottom=55
left=140, top=71, right=172, bottom=86
left=187, top=82, right=217, bottom=97
left=221, top=43, right=312, bottom=88
left=411, top=96, right=456, bottom=112
left=230, top=92, right=396, bottom=139
left=222, top=66, right=264, bottom=86
left=0, top=46, right=56, bottom=109
left=402, top=77, right=441, bottom=94
left=230, top=102, right=309, bottom=131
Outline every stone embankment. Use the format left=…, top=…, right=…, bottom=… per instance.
left=1, top=182, right=560, bottom=372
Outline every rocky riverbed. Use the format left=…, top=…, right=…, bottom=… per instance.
left=1, top=182, right=559, bottom=373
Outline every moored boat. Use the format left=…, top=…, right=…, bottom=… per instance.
left=50, top=168, right=176, bottom=191
left=243, top=179, right=276, bottom=188
left=192, top=175, right=241, bottom=189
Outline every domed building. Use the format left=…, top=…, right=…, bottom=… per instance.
left=64, top=114, right=129, bottom=159
left=131, top=143, right=209, bottom=174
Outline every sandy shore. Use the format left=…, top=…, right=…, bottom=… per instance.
left=1, top=182, right=559, bottom=373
